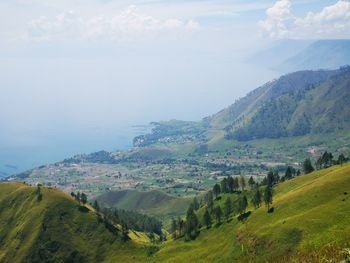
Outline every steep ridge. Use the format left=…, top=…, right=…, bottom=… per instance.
left=0, top=183, right=146, bottom=263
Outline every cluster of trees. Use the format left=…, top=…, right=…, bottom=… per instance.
left=70, top=191, right=88, bottom=204
left=315, top=152, right=347, bottom=169
left=303, top=152, right=348, bottom=175
left=211, top=175, right=253, bottom=199
left=170, top=177, right=274, bottom=241
left=170, top=206, right=199, bottom=241
left=91, top=200, right=163, bottom=240
left=70, top=192, right=163, bottom=242
left=260, top=167, right=302, bottom=186
left=202, top=186, right=273, bottom=229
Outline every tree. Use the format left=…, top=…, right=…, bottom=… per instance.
left=191, top=197, right=200, bottom=210
left=252, top=189, right=262, bottom=209
left=80, top=192, right=87, bottom=204
left=238, top=195, right=248, bottom=215
left=264, top=186, right=273, bottom=212
left=302, top=158, right=314, bottom=174
left=121, top=221, right=129, bottom=241
left=248, top=176, right=255, bottom=188
left=171, top=218, right=178, bottom=239
left=76, top=192, right=81, bottom=203
left=221, top=178, right=228, bottom=193
left=317, top=151, right=334, bottom=169
left=178, top=217, right=185, bottom=237
left=205, top=191, right=214, bottom=209
left=338, top=153, right=346, bottom=166
left=213, top=184, right=221, bottom=199
left=185, top=207, right=199, bottom=238
left=224, top=197, right=233, bottom=221
left=285, top=166, right=293, bottom=180
left=93, top=200, right=100, bottom=212
left=227, top=176, right=234, bottom=193
left=214, top=206, right=223, bottom=224
left=203, top=209, right=212, bottom=229
left=273, top=171, right=280, bottom=183
left=233, top=177, right=239, bottom=192
left=239, top=176, right=246, bottom=191
left=266, top=171, right=274, bottom=187
left=36, top=186, right=43, bottom=202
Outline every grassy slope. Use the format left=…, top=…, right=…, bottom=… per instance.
left=0, top=183, right=147, bottom=263
left=152, top=163, right=350, bottom=262
left=2, top=164, right=350, bottom=262
left=97, top=189, right=191, bottom=229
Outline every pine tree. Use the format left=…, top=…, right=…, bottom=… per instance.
left=338, top=153, right=346, bottom=166
left=185, top=207, right=199, bottom=238
left=80, top=192, right=87, bottom=204
left=227, top=176, right=234, bottom=193
left=248, top=176, right=255, bottom=188
left=191, top=197, right=200, bottom=210
left=266, top=171, right=274, bottom=186
left=233, top=177, right=239, bottom=192
left=239, top=176, right=246, bottom=191
left=171, top=218, right=178, bottom=239
left=264, top=186, right=273, bottom=212
left=214, top=206, right=223, bottom=224
left=93, top=200, right=100, bottom=212
left=205, top=191, right=214, bottom=209
left=238, top=195, right=248, bottom=215
left=203, top=209, right=212, bottom=229
left=224, top=197, right=233, bottom=221
left=303, top=158, right=314, bottom=174
left=221, top=178, right=228, bottom=193
left=273, top=171, right=280, bottom=183
left=213, top=183, right=221, bottom=199
left=285, top=166, right=293, bottom=180
left=252, top=189, right=262, bottom=209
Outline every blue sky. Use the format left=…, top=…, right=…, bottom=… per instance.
left=0, top=0, right=350, bottom=173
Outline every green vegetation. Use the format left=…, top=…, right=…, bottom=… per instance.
left=153, top=163, right=350, bottom=262
left=0, top=183, right=148, bottom=263
left=2, top=162, right=350, bottom=262
left=96, top=189, right=190, bottom=229
left=228, top=68, right=350, bottom=140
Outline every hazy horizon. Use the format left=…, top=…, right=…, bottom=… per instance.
left=1, top=0, right=350, bottom=176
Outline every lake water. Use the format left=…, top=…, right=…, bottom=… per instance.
left=0, top=125, right=149, bottom=177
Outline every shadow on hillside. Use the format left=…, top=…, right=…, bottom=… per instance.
left=237, top=211, right=251, bottom=222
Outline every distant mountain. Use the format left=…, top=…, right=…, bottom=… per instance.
left=207, top=67, right=350, bottom=141
left=278, top=39, right=350, bottom=72
left=248, top=39, right=312, bottom=68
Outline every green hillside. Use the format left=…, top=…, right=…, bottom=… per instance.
left=97, top=189, right=191, bottom=228
left=152, top=163, right=350, bottom=262
left=230, top=68, right=350, bottom=140
left=0, top=183, right=147, bottom=263
left=2, top=164, right=350, bottom=262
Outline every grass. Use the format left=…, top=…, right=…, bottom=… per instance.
left=2, top=163, right=350, bottom=262
left=152, top=163, right=350, bottom=262
left=0, top=183, right=147, bottom=263
left=97, top=189, right=191, bottom=229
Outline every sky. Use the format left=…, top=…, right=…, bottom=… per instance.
left=1, top=0, right=350, bottom=174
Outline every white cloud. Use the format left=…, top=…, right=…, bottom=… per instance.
left=258, top=0, right=350, bottom=39
left=25, top=6, right=200, bottom=43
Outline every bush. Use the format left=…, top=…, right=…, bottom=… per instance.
left=146, top=245, right=159, bottom=257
